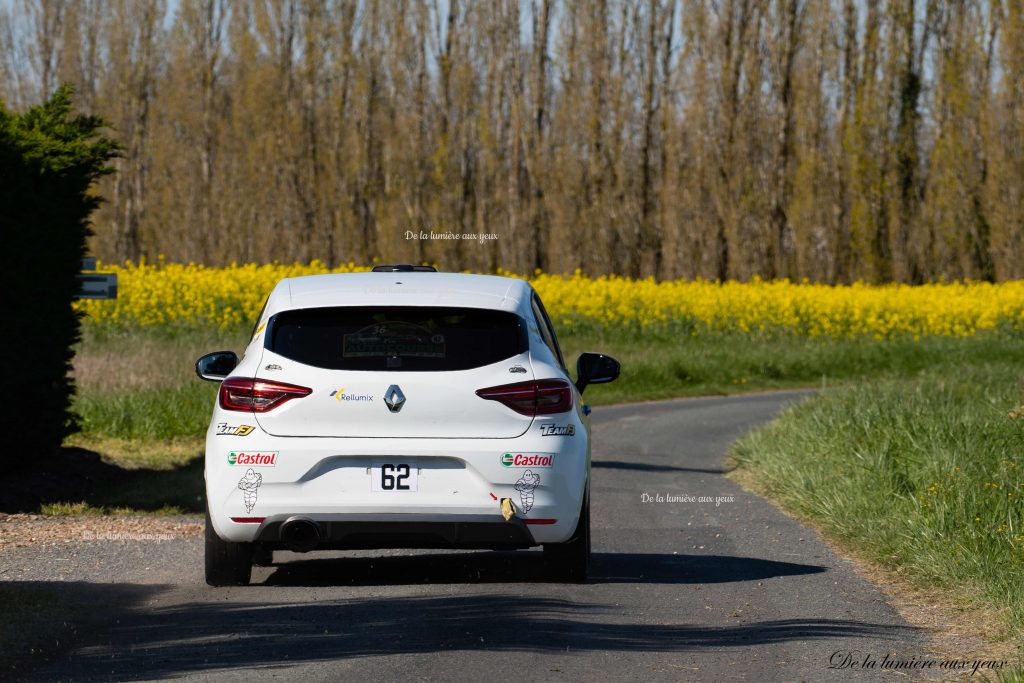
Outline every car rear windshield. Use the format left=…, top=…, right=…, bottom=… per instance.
left=266, top=306, right=528, bottom=371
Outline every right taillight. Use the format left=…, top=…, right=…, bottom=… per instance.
left=219, top=377, right=312, bottom=412
left=475, top=379, right=573, bottom=416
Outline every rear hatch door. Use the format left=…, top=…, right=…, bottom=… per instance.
left=253, top=306, right=534, bottom=439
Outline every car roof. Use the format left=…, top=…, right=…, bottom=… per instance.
left=266, top=272, right=534, bottom=317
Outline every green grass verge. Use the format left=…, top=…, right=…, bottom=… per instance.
left=731, top=360, right=1024, bottom=656
left=68, top=325, right=219, bottom=463
left=565, top=331, right=1024, bottom=404
left=75, top=384, right=216, bottom=441
left=38, top=501, right=188, bottom=517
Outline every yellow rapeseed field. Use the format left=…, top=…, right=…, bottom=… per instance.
left=76, top=260, right=1024, bottom=339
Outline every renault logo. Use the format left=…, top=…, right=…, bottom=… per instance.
left=384, top=385, right=406, bottom=413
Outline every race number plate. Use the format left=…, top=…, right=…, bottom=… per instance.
left=371, top=460, right=419, bottom=492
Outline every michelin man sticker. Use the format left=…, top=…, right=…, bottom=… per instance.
left=238, top=468, right=263, bottom=513
left=514, top=470, right=541, bottom=513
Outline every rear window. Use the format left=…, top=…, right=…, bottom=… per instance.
left=266, top=306, right=528, bottom=371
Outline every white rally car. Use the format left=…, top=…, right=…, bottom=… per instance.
left=196, top=265, right=619, bottom=586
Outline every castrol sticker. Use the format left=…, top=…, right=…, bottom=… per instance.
left=228, top=451, right=277, bottom=466
left=500, top=452, right=554, bottom=468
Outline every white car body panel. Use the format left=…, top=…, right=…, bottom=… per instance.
left=250, top=349, right=536, bottom=439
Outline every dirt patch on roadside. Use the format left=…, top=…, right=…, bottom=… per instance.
left=0, top=514, right=201, bottom=553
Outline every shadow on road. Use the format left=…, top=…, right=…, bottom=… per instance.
left=261, top=551, right=824, bottom=587
left=0, top=580, right=167, bottom=681
left=593, top=459, right=732, bottom=474
left=0, top=447, right=205, bottom=514
left=8, top=553, right=867, bottom=681
left=24, top=589, right=916, bottom=681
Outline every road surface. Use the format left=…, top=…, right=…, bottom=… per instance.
left=3, top=391, right=940, bottom=681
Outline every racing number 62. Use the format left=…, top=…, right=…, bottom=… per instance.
left=381, top=464, right=411, bottom=490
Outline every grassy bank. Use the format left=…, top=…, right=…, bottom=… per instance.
left=731, top=360, right=1024, bottom=654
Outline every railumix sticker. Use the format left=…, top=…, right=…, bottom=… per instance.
left=228, top=451, right=277, bottom=466
left=501, top=452, right=555, bottom=468
left=329, top=387, right=374, bottom=402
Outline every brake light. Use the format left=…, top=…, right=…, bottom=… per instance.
left=476, top=379, right=573, bottom=416
left=219, top=377, right=312, bottom=412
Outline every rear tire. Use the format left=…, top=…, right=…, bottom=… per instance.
left=205, top=508, right=253, bottom=586
left=543, top=487, right=590, bottom=583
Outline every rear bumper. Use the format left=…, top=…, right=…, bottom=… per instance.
left=255, top=515, right=537, bottom=550
left=205, top=424, right=588, bottom=546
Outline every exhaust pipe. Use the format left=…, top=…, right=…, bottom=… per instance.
left=280, top=517, right=321, bottom=552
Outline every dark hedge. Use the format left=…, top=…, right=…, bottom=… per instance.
left=0, top=85, right=118, bottom=470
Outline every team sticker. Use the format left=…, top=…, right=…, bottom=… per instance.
left=540, top=423, right=575, bottom=436
left=216, top=423, right=255, bottom=436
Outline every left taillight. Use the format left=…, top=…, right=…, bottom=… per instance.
left=219, top=377, right=312, bottom=412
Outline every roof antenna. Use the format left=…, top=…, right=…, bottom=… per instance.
left=371, top=264, right=438, bottom=272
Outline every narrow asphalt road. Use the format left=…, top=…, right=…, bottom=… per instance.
left=4, top=390, right=940, bottom=682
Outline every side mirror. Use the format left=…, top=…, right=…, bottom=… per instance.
left=196, top=351, right=239, bottom=382
left=576, top=352, right=621, bottom=394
